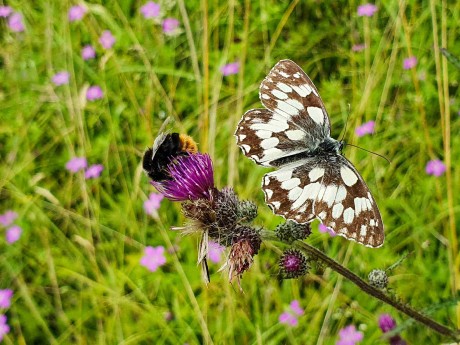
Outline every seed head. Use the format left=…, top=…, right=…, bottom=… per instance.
left=368, top=269, right=388, bottom=289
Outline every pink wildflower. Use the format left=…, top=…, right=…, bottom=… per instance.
left=140, top=246, right=167, bottom=272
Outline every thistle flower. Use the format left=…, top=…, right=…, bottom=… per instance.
left=378, top=314, right=407, bottom=345
left=279, top=248, right=309, bottom=279
left=223, top=225, right=262, bottom=286
left=368, top=269, right=388, bottom=289
left=152, top=153, right=214, bottom=201
left=236, top=200, right=258, bottom=223
left=275, top=221, right=311, bottom=244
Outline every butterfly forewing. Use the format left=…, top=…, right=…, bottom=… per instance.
left=235, top=59, right=384, bottom=248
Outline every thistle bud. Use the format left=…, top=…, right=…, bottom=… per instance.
left=275, top=221, right=312, bottom=244
left=279, top=248, right=309, bottom=279
left=237, top=200, right=258, bottom=223
left=368, top=269, right=388, bottom=289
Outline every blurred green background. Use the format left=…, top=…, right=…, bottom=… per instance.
left=0, top=0, right=459, bottom=344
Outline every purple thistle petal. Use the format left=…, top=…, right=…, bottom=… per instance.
left=152, top=153, right=214, bottom=201
left=378, top=314, right=396, bottom=333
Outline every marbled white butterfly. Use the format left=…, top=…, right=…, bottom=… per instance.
left=235, top=60, right=384, bottom=247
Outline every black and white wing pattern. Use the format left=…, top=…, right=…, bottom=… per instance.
left=235, top=59, right=384, bottom=248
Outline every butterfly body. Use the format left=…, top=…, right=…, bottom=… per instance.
left=235, top=60, right=384, bottom=247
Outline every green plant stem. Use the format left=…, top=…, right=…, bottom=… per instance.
left=261, top=231, right=460, bottom=341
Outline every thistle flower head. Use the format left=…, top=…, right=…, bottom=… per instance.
left=223, top=225, right=262, bottom=286
left=368, top=269, right=388, bottom=289
left=152, top=153, right=214, bottom=201
left=237, top=200, right=258, bottom=223
left=279, top=248, right=309, bottom=279
left=275, top=221, right=312, bottom=244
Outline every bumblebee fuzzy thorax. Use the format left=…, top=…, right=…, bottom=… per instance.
left=143, top=133, right=198, bottom=182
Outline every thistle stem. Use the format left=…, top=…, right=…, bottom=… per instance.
left=261, top=230, right=460, bottom=341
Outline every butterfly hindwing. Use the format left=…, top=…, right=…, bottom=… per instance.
left=263, top=155, right=384, bottom=247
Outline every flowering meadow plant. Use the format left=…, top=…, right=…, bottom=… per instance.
left=1, top=1, right=459, bottom=344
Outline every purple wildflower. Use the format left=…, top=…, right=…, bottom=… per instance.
left=208, top=241, right=225, bottom=263
left=319, top=223, right=336, bottom=237
left=378, top=314, right=407, bottom=345
left=289, top=300, right=304, bottom=316
left=81, top=45, right=96, bottom=60
left=279, top=312, right=298, bottom=326
left=52, top=71, right=70, bottom=86
left=220, top=62, right=240, bottom=76
left=357, top=3, right=378, bottom=17
left=85, top=164, right=104, bottom=179
left=66, top=157, right=88, bottom=173
left=425, top=159, right=446, bottom=177
left=8, top=12, right=24, bottom=32
left=378, top=314, right=396, bottom=332
left=352, top=44, right=366, bottom=52
left=279, top=300, right=304, bottom=327
left=143, top=193, right=164, bottom=215
left=68, top=5, right=87, bottom=22
left=152, top=153, right=214, bottom=201
left=0, top=6, right=12, bottom=17
left=140, top=246, right=166, bottom=272
left=0, top=290, right=13, bottom=309
left=141, top=1, right=160, bottom=18
left=355, top=120, right=375, bottom=137
left=6, top=225, right=22, bottom=244
left=86, top=86, right=104, bottom=101
left=162, top=18, right=180, bottom=34
left=99, top=30, right=115, bottom=49
left=0, top=315, right=10, bottom=342
left=0, top=211, right=18, bottom=227
left=336, top=325, right=364, bottom=345
left=403, top=56, right=417, bottom=70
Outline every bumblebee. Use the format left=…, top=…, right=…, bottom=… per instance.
left=143, top=133, right=198, bottom=181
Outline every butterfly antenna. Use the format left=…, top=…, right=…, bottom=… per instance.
left=345, top=143, right=391, bottom=164
left=339, top=104, right=352, bottom=142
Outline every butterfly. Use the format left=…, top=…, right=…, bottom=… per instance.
left=235, top=59, right=384, bottom=247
